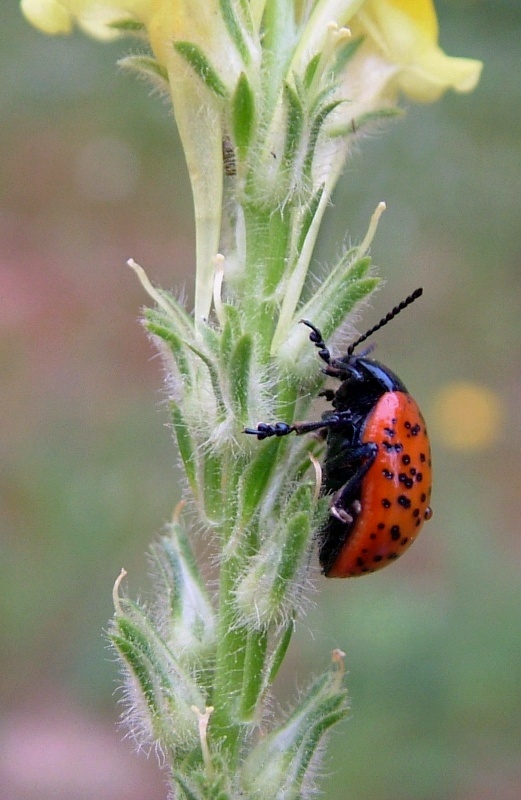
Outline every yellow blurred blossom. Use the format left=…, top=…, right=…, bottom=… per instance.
left=432, top=381, right=503, bottom=451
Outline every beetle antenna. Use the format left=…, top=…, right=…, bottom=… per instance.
left=347, top=288, right=423, bottom=356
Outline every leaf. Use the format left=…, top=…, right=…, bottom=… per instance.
left=229, top=334, right=253, bottom=424
left=232, top=73, right=255, bottom=155
left=118, top=55, right=169, bottom=92
left=220, top=0, right=251, bottom=63
left=170, top=402, right=199, bottom=499
left=174, top=42, right=228, bottom=98
left=282, top=82, right=304, bottom=168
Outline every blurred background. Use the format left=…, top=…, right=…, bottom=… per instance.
left=1, top=1, right=519, bottom=798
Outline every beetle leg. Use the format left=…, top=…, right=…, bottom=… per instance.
left=328, top=443, right=378, bottom=518
left=244, top=411, right=354, bottom=440
left=243, top=421, right=295, bottom=440
left=331, top=506, right=353, bottom=524
left=318, top=389, right=336, bottom=402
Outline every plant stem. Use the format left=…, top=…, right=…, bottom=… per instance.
left=210, top=552, right=248, bottom=759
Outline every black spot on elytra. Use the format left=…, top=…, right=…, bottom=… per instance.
left=401, top=537, right=409, bottom=545
left=398, top=495, right=412, bottom=509
left=416, top=472, right=423, bottom=483
left=373, top=555, right=383, bottom=562
left=391, top=418, right=397, bottom=424
left=420, top=453, right=426, bottom=463
left=410, top=467, right=417, bottom=476
left=404, top=421, right=411, bottom=429
left=356, top=557, right=365, bottom=567
left=421, top=493, right=427, bottom=503
left=399, top=473, right=414, bottom=489
left=382, top=468, right=394, bottom=480
left=382, top=441, right=404, bottom=453
left=370, top=533, right=377, bottom=540
left=390, top=525, right=401, bottom=541
left=377, top=523, right=385, bottom=530
left=382, top=498, right=391, bottom=509
left=402, top=454, right=411, bottom=465
left=384, top=427, right=396, bottom=437
left=411, top=424, right=421, bottom=436
left=387, top=552, right=399, bottom=560
left=413, top=508, right=420, bottom=518
left=415, top=518, right=421, bottom=527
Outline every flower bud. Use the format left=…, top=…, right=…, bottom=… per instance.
left=111, top=575, right=208, bottom=754
left=235, top=486, right=316, bottom=630
left=241, top=652, right=349, bottom=799
left=152, top=513, right=217, bottom=668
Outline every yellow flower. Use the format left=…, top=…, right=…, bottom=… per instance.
left=20, top=0, right=148, bottom=39
left=350, top=0, right=483, bottom=102
left=293, top=0, right=481, bottom=105
left=21, top=0, right=250, bottom=89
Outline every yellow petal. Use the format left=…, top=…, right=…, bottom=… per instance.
left=21, top=0, right=152, bottom=39
left=352, top=0, right=482, bottom=101
left=21, top=0, right=73, bottom=33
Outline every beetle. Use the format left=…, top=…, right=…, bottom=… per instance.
left=245, top=288, right=432, bottom=577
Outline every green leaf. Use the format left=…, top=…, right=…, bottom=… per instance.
left=238, top=439, right=281, bottom=527
left=303, top=53, right=321, bottom=90
left=296, top=184, right=324, bottom=253
left=219, top=304, right=243, bottom=364
left=282, top=82, right=304, bottom=168
left=232, top=73, right=255, bottom=155
left=332, top=106, right=404, bottom=138
left=145, top=313, right=193, bottom=387
left=228, top=334, right=253, bottom=424
left=174, top=42, right=228, bottom=98
left=301, top=275, right=380, bottom=344
left=303, top=100, right=343, bottom=177
left=118, top=55, right=169, bottom=92
left=183, top=339, right=226, bottom=421
left=111, top=606, right=206, bottom=752
left=171, top=773, right=204, bottom=800
left=223, top=304, right=243, bottom=343
left=154, top=522, right=216, bottom=672
left=266, top=618, right=294, bottom=685
left=241, top=660, right=349, bottom=799
left=203, top=449, right=224, bottom=526
left=220, top=0, right=250, bottom=64
left=333, top=35, right=364, bottom=75
left=108, top=18, right=146, bottom=33
left=170, top=402, right=198, bottom=499
left=112, top=627, right=159, bottom=715
left=272, top=511, right=310, bottom=598
left=239, top=628, right=269, bottom=720
left=235, top=485, right=314, bottom=630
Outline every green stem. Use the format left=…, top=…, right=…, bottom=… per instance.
left=211, top=554, right=248, bottom=759
left=260, top=0, right=296, bottom=119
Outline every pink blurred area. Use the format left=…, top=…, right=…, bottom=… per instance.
left=0, top=694, right=166, bottom=800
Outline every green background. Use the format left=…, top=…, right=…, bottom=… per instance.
left=1, top=1, right=520, bottom=798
